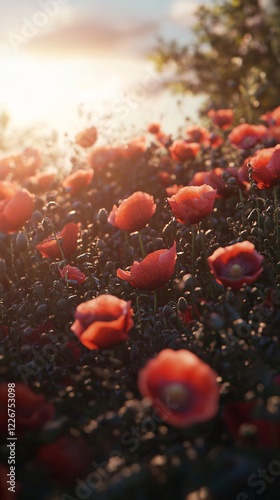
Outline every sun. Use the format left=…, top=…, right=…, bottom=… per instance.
left=0, top=53, right=127, bottom=130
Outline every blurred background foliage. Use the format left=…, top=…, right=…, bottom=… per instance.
left=152, top=0, right=280, bottom=122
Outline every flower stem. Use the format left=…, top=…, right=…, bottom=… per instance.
left=138, top=230, right=145, bottom=258
left=191, top=225, right=196, bottom=277
left=153, top=290, right=157, bottom=314
left=274, top=186, right=279, bottom=252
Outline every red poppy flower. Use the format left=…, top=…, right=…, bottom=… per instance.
left=71, top=294, right=134, bottom=350
left=0, top=148, right=41, bottom=181
left=118, top=136, right=147, bottom=160
left=209, top=132, right=223, bottom=149
left=228, top=123, right=268, bottom=149
left=148, top=123, right=161, bottom=134
left=36, top=222, right=80, bottom=260
left=223, top=400, right=280, bottom=449
left=169, top=140, right=200, bottom=162
left=158, top=171, right=172, bottom=188
left=249, top=147, right=280, bottom=189
left=117, top=241, right=176, bottom=291
left=37, top=437, right=92, bottom=483
left=62, top=169, right=93, bottom=193
left=166, top=184, right=184, bottom=197
left=208, top=109, right=234, bottom=130
left=0, top=181, right=18, bottom=201
left=261, top=106, right=280, bottom=127
left=138, top=349, right=219, bottom=428
left=88, top=146, right=118, bottom=170
left=189, top=167, right=241, bottom=198
left=28, top=169, right=57, bottom=192
left=0, top=189, right=34, bottom=233
left=185, top=125, right=211, bottom=147
left=75, top=126, right=98, bottom=148
left=60, top=265, right=86, bottom=285
left=167, top=185, right=216, bottom=225
left=207, top=240, right=264, bottom=290
left=108, top=191, right=156, bottom=233
left=0, top=383, right=55, bottom=434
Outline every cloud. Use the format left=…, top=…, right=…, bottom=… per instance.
left=24, top=14, right=159, bottom=57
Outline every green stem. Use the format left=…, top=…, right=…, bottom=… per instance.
left=153, top=290, right=157, bottom=314
left=274, top=186, right=279, bottom=252
left=191, top=225, right=196, bottom=277
left=138, top=230, right=145, bottom=259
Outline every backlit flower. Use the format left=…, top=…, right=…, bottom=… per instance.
left=208, top=240, right=264, bottom=290
left=117, top=241, right=176, bottom=291
left=208, top=109, right=234, bottom=130
left=0, top=189, right=34, bottom=233
left=108, top=191, right=156, bottom=233
left=0, top=383, right=55, bottom=433
left=169, top=140, right=200, bottom=162
left=249, top=147, right=280, bottom=189
left=60, top=265, right=86, bottom=285
left=36, top=222, right=80, bottom=260
left=0, top=148, right=41, bottom=180
left=63, top=169, right=93, bottom=193
left=138, top=349, right=219, bottom=428
left=185, top=125, right=211, bottom=147
left=167, top=185, right=216, bottom=225
left=228, top=123, right=268, bottom=149
left=88, top=146, right=118, bottom=170
left=75, top=126, right=98, bottom=148
left=189, top=167, right=241, bottom=198
left=148, top=123, right=161, bottom=134
left=261, top=106, right=280, bottom=127
left=71, top=294, right=134, bottom=350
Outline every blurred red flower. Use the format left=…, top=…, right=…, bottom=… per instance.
left=261, top=106, right=280, bottom=127
left=63, top=169, right=93, bottom=193
left=0, top=148, right=41, bottom=181
left=71, top=294, right=134, bottom=350
left=228, top=123, right=268, bottom=149
left=185, top=125, right=211, bottom=147
left=37, top=436, right=92, bottom=483
left=0, top=189, right=34, bottom=233
left=189, top=167, right=241, bottom=198
left=75, top=126, right=98, bottom=148
left=119, top=136, right=147, bottom=160
left=29, top=169, right=57, bottom=191
left=208, top=240, right=264, bottom=290
left=88, top=145, right=118, bottom=170
left=157, top=171, right=172, bottom=188
left=166, top=184, right=184, bottom=197
left=138, top=349, right=219, bottom=428
left=148, top=123, right=161, bottom=134
left=60, top=265, right=86, bottom=285
left=223, top=400, right=280, bottom=449
left=108, top=191, right=156, bottom=233
left=36, top=222, right=80, bottom=260
left=169, top=140, right=200, bottom=162
left=208, top=109, right=234, bottom=130
left=0, top=383, right=55, bottom=434
left=117, top=241, right=176, bottom=291
left=167, top=185, right=216, bottom=225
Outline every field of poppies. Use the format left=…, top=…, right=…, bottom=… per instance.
left=1, top=107, right=280, bottom=500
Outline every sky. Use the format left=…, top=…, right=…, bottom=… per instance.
left=0, top=0, right=212, bottom=138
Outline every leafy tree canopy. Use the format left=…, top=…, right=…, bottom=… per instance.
left=152, top=0, right=280, bottom=122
